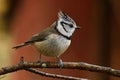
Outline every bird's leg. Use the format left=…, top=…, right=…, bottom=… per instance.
left=57, top=57, right=63, bottom=68
left=37, top=54, right=42, bottom=63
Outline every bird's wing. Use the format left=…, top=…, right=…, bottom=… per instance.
left=25, top=22, right=57, bottom=44
left=25, top=31, right=48, bottom=44
left=12, top=22, right=57, bottom=49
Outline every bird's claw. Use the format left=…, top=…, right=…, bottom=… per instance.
left=58, top=59, right=63, bottom=68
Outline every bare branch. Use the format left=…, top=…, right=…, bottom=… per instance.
left=22, top=57, right=88, bottom=80
left=25, top=68, right=88, bottom=80
left=0, top=56, right=120, bottom=79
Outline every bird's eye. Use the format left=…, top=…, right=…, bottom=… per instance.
left=69, top=24, right=74, bottom=28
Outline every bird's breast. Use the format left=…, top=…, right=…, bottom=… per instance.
left=33, top=34, right=71, bottom=57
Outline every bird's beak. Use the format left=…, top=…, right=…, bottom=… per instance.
left=76, top=26, right=81, bottom=29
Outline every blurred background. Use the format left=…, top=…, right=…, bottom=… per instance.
left=0, top=0, right=120, bottom=80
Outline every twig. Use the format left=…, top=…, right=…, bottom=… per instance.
left=22, top=57, right=88, bottom=80
left=25, top=68, right=88, bottom=80
left=0, top=57, right=120, bottom=78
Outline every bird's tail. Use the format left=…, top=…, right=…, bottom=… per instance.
left=12, top=43, right=29, bottom=49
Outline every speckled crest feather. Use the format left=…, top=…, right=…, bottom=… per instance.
left=58, top=11, right=75, bottom=24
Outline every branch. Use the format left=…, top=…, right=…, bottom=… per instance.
left=0, top=57, right=120, bottom=79
left=25, top=68, right=87, bottom=80
left=22, top=57, right=88, bottom=80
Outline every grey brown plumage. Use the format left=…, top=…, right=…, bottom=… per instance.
left=12, top=22, right=58, bottom=49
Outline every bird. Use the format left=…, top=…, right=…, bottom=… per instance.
left=13, top=11, right=80, bottom=67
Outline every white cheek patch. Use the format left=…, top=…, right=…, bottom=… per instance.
left=62, top=23, right=75, bottom=35
left=57, top=22, right=68, bottom=35
left=56, top=19, right=76, bottom=38
left=62, top=23, right=69, bottom=32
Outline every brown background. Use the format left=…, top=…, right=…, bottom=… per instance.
left=0, top=0, right=120, bottom=80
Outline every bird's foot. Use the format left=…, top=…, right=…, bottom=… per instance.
left=37, top=54, right=42, bottom=64
left=58, top=58, right=63, bottom=68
